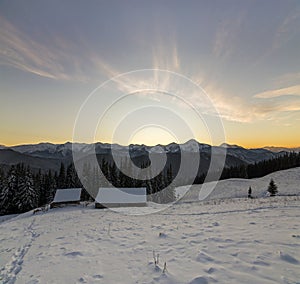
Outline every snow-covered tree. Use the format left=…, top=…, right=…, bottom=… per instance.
left=0, top=168, right=4, bottom=184
left=15, top=168, right=39, bottom=212
left=82, top=162, right=94, bottom=197
left=44, top=170, right=56, bottom=204
left=268, top=179, right=278, bottom=196
left=109, top=163, right=119, bottom=187
left=3, top=166, right=18, bottom=213
left=58, top=162, right=66, bottom=188
left=159, top=166, right=176, bottom=204
left=248, top=186, right=252, bottom=198
left=66, top=163, right=77, bottom=188
left=0, top=175, right=10, bottom=214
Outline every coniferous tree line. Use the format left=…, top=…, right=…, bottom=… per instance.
left=0, top=158, right=177, bottom=215
left=221, top=152, right=300, bottom=180
left=0, top=164, right=40, bottom=215
left=84, top=158, right=176, bottom=204
left=194, top=151, right=300, bottom=184
left=0, top=162, right=84, bottom=215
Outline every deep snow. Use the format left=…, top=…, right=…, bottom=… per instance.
left=0, top=168, right=300, bottom=284
left=178, top=166, right=300, bottom=202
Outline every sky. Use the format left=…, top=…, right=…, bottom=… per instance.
left=0, top=0, right=300, bottom=148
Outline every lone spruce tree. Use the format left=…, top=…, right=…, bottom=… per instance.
left=16, top=168, right=39, bottom=212
left=268, top=179, right=278, bottom=196
left=248, top=186, right=252, bottom=199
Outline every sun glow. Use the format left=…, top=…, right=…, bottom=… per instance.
left=129, top=125, right=178, bottom=146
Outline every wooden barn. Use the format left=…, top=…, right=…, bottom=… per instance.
left=50, top=188, right=82, bottom=209
left=95, top=187, right=147, bottom=209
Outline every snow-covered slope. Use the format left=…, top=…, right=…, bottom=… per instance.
left=0, top=198, right=299, bottom=284
left=179, top=167, right=300, bottom=202
left=219, top=143, right=279, bottom=164
left=0, top=149, right=62, bottom=172
left=0, top=167, right=300, bottom=284
left=9, top=142, right=77, bottom=159
left=10, top=143, right=58, bottom=154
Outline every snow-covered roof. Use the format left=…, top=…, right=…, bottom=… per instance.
left=52, top=188, right=82, bottom=203
left=95, top=188, right=147, bottom=204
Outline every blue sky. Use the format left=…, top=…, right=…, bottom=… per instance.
left=0, top=0, right=300, bottom=147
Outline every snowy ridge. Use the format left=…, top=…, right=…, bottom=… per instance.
left=179, top=167, right=300, bottom=203
left=264, top=146, right=300, bottom=153
left=9, top=143, right=58, bottom=154
left=2, top=140, right=286, bottom=166
left=219, top=143, right=243, bottom=149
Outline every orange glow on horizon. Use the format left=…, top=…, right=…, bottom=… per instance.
left=1, top=136, right=299, bottom=149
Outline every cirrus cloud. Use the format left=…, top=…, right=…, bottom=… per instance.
left=254, top=85, right=300, bottom=99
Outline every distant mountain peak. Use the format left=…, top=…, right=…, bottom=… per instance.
left=263, top=146, right=300, bottom=153
left=220, top=143, right=243, bottom=149
left=1, top=140, right=290, bottom=174
left=182, top=138, right=199, bottom=145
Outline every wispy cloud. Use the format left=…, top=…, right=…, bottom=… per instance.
left=91, top=47, right=300, bottom=125
left=3, top=12, right=296, bottom=126
left=273, top=9, right=300, bottom=50
left=248, top=84, right=300, bottom=122
left=254, top=85, right=300, bottom=99
left=254, top=8, right=300, bottom=67
left=91, top=56, right=300, bottom=124
left=88, top=34, right=183, bottom=102
left=253, top=99, right=300, bottom=114
left=252, top=9, right=300, bottom=67
left=213, top=14, right=244, bottom=61
left=273, top=72, right=300, bottom=86
left=196, top=82, right=300, bottom=123
left=0, top=13, right=182, bottom=90
left=0, top=16, right=92, bottom=81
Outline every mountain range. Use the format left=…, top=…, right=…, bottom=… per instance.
left=0, top=140, right=295, bottom=174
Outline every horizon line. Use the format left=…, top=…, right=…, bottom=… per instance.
left=1, top=140, right=300, bottom=150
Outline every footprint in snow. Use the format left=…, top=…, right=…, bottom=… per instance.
left=196, top=252, right=214, bottom=263
left=205, top=267, right=217, bottom=274
left=279, top=252, right=299, bottom=265
left=188, top=276, right=209, bottom=284
left=26, top=280, right=39, bottom=284
left=159, top=232, right=167, bottom=238
left=78, top=277, right=87, bottom=283
left=253, top=260, right=270, bottom=266
left=64, top=251, right=83, bottom=258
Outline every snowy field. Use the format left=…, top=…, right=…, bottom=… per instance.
left=178, top=167, right=300, bottom=202
left=0, top=168, right=300, bottom=284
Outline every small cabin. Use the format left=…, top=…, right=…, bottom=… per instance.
left=50, top=188, right=82, bottom=209
left=95, top=187, right=147, bottom=209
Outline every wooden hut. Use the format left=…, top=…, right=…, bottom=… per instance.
left=50, top=188, right=82, bottom=208
left=95, top=187, right=147, bottom=209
